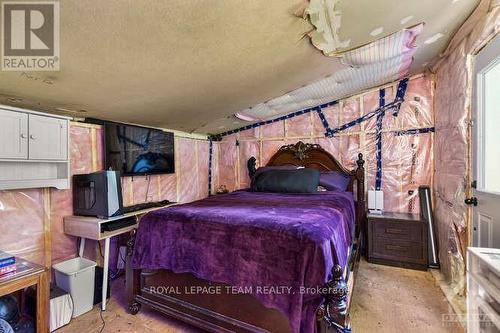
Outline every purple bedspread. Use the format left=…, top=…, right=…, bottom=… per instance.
left=132, top=190, right=355, bottom=333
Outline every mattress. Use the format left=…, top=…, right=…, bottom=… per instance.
left=132, top=190, right=356, bottom=332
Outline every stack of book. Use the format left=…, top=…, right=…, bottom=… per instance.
left=0, top=251, right=16, bottom=276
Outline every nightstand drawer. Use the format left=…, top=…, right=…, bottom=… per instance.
left=372, top=221, right=423, bottom=242
left=372, top=238, right=425, bottom=262
left=367, top=212, right=428, bottom=270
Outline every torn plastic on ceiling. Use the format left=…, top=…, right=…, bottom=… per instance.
left=233, top=24, right=423, bottom=123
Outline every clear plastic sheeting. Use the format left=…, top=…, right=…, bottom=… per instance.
left=0, top=189, right=46, bottom=265
left=213, top=75, right=434, bottom=215
left=433, top=1, right=499, bottom=294
left=51, top=125, right=97, bottom=265
left=1, top=122, right=210, bottom=268
left=233, top=24, right=423, bottom=122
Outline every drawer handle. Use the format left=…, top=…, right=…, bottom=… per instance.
left=385, top=228, right=406, bottom=235
left=386, top=244, right=408, bottom=251
left=20, top=133, right=27, bottom=139
left=30, top=134, right=36, bottom=140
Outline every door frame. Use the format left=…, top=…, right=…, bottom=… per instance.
left=471, top=33, right=500, bottom=247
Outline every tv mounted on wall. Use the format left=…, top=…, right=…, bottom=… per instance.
left=104, top=121, right=174, bottom=176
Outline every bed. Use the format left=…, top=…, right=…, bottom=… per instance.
left=125, top=141, right=366, bottom=333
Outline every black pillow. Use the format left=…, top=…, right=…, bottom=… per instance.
left=251, top=168, right=320, bottom=193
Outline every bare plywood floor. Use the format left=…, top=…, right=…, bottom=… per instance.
left=350, top=260, right=463, bottom=333
left=58, top=259, right=462, bottom=333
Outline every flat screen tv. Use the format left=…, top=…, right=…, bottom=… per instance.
left=104, top=121, right=175, bottom=175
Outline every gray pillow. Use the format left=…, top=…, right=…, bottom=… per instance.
left=251, top=168, right=320, bottom=193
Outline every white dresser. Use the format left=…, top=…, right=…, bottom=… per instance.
left=468, top=247, right=500, bottom=333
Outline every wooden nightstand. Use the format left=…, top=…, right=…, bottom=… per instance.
left=367, top=212, right=428, bottom=270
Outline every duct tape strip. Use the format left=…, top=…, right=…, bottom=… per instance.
left=209, top=101, right=339, bottom=141
left=315, top=107, right=333, bottom=137
left=395, top=127, right=435, bottom=136
left=325, top=79, right=408, bottom=137
left=208, top=139, right=213, bottom=196
left=375, top=88, right=386, bottom=191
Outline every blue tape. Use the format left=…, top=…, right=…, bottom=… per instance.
left=315, top=107, right=333, bottom=137
left=209, top=100, right=339, bottom=141
left=326, top=108, right=377, bottom=137
left=375, top=89, right=386, bottom=191
left=395, top=127, right=435, bottom=136
left=208, top=139, right=213, bottom=196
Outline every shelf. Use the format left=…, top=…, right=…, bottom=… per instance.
left=64, top=203, right=177, bottom=240
left=0, top=159, right=68, bottom=163
left=0, top=177, right=69, bottom=190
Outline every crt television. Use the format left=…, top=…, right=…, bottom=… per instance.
left=104, top=121, right=174, bottom=175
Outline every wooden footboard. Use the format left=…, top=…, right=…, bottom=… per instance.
left=125, top=229, right=362, bottom=333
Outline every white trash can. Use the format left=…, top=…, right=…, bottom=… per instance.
left=53, top=257, right=97, bottom=317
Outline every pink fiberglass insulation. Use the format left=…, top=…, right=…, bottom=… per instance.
left=95, top=127, right=104, bottom=170
left=196, top=141, right=210, bottom=200
left=216, top=140, right=239, bottom=192
left=159, top=174, right=177, bottom=202
left=313, top=104, right=340, bottom=136
left=286, top=113, right=313, bottom=137
left=239, top=127, right=260, bottom=140
left=432, top=4, right=498, bottom=292
left=178, top=137, right=200, bottom=203
left=433, top=5, right=499, bottom=292
left=0, top=189, right=45, bottom=265
left=261, top=140, right=286, bottom=165
left=260, top=121, right=285, bottom=138
left=213, top=75, right=434, bottom=218
left=131, top=176, right=161, bottom=205
left=121, top=177, right=134, bottom=207
left=340, top=99, right=361, bottom=134
left=51, top=124, right=97, bottom=265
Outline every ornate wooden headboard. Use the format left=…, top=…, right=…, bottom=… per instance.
left=248, top=141, right=366, bottom=239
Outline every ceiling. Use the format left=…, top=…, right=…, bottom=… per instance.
left=0, top=0, right=480, bottom=134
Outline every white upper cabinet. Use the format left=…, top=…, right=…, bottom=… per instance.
left=0, top=105, right=70, bottom=190
left=28, top=114, right=68, bottom=160
left=0, top=109, right=28, bottom=159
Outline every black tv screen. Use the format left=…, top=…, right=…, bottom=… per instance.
left=104, top=122, right=174, bottom=175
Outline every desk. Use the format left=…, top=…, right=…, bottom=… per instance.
left=63, top=204, right=176, bottom=310
left=0, top=259, right=48, bottom=333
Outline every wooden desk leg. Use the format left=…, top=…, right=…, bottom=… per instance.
left=79, top=237, right=86, bottom=257
left=101, top=238, right=110, bottom=311
left=37, top=271, right=49, bottom=333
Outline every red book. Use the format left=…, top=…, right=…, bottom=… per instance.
left=0, top=263, right=16, bottom=276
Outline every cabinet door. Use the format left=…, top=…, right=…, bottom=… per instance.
left=28, top=114, right=68, bottom=160
left=0, top=109, right=28, bottom=159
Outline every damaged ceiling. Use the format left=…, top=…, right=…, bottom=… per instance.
left=0, top=0, right=480, bottom=134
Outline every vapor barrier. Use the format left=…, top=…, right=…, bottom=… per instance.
left=213, top=75, right=434, bottom=215
left=433, top=3, right=499, bottom=293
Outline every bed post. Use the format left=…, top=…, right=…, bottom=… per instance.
left=125, top=229, right=142, bottom=314
left=317, top=265, right=351, bottom=333
left=247, top=156, right=257, bottom=178
left=355, top=153, right=366, bottom=253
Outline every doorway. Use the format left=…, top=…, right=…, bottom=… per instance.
left=471, top=34, right=500, bottom=248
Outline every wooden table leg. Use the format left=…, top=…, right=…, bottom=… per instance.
left=79, top=237, right=86, bottom=257
left=37, top=271, right=49, bottom=333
